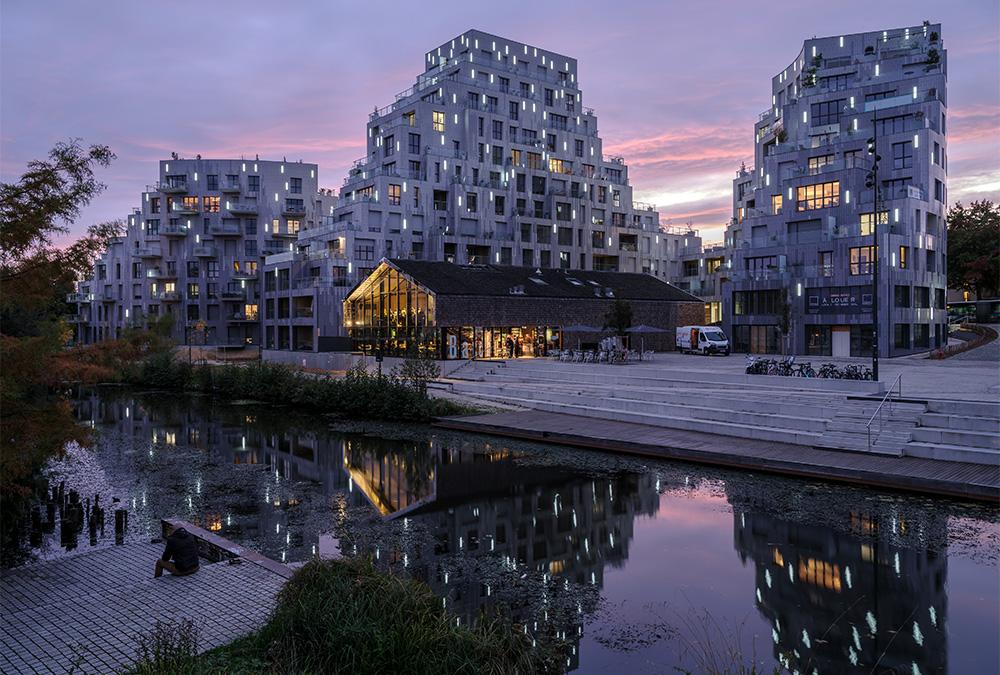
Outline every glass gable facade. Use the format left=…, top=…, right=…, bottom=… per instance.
left=343, top=263, right=437, bottom=357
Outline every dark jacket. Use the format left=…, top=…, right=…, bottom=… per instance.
left=162, top=528, right=200, bottom=572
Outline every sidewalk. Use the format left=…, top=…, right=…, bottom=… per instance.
left=0, top=542, right=286, bottom=674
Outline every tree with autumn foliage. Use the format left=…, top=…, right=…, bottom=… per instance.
left=0, top=141, right=143, bottom=549
left=947, top=200, right=1000, bottom=301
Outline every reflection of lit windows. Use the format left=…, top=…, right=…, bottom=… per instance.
left=772, top=547, right=785, bottom=567
left=860, top=544, right=874, bottom=562
left=798, top=557, right=842, bottom=592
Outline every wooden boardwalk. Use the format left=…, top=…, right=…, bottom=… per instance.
left=435, top=410, right=1000, bottom=503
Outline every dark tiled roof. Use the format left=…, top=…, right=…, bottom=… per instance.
left=387, top=259, right=700, bottom=302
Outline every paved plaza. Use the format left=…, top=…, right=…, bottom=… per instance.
left=0, top=543, right=286, bottom=674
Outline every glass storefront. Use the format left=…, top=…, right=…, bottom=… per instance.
left=343, top=265, right=437, bottom=358
left=345, top=264, right=561, bottom=359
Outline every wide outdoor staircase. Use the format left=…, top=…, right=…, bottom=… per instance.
left=904, top=400, right=1000, bottom=465
left=436, top=360, right=927, bottom=456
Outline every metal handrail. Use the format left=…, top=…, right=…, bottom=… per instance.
left=867, top=374, right=902, bottom=451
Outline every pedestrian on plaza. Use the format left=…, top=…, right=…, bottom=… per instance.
left=154, top=527, right=200, bottom=578
left=506, top=337, right=514, bottom=359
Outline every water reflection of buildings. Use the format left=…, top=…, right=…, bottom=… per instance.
left=342, top=442, right=660, bottom=671
left=727, top=485, right=948, bottom=674
left=72, top=391, right=660, bottom=670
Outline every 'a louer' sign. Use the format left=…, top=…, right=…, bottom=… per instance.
left=806, top=286, right=873, bottom=313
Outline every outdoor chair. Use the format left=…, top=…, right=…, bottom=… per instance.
left=597, top=350, right=608, bottom=363
left=643, top=350, right=654, bottom=361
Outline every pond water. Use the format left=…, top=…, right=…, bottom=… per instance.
left=10, top=389, right=1000, bottom=674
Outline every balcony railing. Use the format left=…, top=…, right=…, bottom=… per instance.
left=209, top=223, right=242, bottom=237
left=161, top=223, right=189, bottom=236
left=146, top=268, right=177, bottom=279
left=219, top=180, right=241, bottom=193
left=171, top=202, right=199, bottom=215
left=133, top=246, right=162, bottom=258
left=193, top=245, right=217, bottom=257
left=157, top=180, right=187, bottom=193
left=66, top=292, right=93, bottom=303
left=227, top=202, right=258, bottom=215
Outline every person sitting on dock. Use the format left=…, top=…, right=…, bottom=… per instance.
left=154, top=527, right=200, bottom=578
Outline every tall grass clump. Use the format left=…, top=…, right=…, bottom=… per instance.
left=256, top=559, right=556, bottom=674
left=124, top=354, right=470, bottom=422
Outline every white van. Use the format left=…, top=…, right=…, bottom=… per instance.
left=676, top=326, right=730, bottom=355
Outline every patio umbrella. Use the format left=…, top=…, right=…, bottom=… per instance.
left=625, top=325, right=668, bottom=357
left=560, top=324, right=603, bottom=350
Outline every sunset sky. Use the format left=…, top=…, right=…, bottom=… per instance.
left=2, top=0, right=997, bottom=245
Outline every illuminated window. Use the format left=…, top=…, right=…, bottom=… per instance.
left=182, top=196, right=199, bottom=210
left=287, top=220, right=300, bottom=235
left=388, top=184, right=401, bottom=206
left=807, top=154, right=834, bottom=173
left=548, top=158, right=565, bottom=173
left=849, top=245, right=875, bottom=275
left=432, top=111, right=445, bottom=132
left=899, top=245, right=909, bottom=269
left=244, top=304, right=259, bottom=320
left=403, top=111, right=416, bottom=127
left=860, top=211, right=888, bottom=236
left=796, top=181, right=840, bottom=211
left=203, top=196, right=220, bottom=213
left=771, top=194, right=783, bottom=214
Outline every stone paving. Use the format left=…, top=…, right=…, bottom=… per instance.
left=0, top=542, right=285, bottom=674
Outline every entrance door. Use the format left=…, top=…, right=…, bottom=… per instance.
left=832, top=326, right=850, bottom=357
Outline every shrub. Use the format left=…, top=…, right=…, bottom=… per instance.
left=131, top=619, right=199, bottom=674
left=255, top=559, right=555, bottom=674
left=123, top=353, right=470, bottom=422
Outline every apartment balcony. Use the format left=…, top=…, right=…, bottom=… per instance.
left=232, top=268, right=257, bottom=280
left=171, top=202, right=199, bottom=215
left=228, top=313, right=257, bottom=322
left=272, top=226, right=300, bottom=239
left=133, top=246, right=163, bottom=259
left=227, top=202, right=258, bottom=215
left=145, top=268, right=177, bottom=280
left=219, top=180, right=241, bottom=193
left=69, top=315, right=90, bottom=324
left=66, top=292, right=93, bottom=303
left=282, top=202, right=307, bottom=217
left=193, top=245, right=217, bottom=257
left=293, top=307, right=314, bottom=319
left=159, top=291, right=182, bottom=302
left=157, top=180, right=187, bottom=193
left=101, top=292, right=117, bottom=302
left=209, top=223, right=242, bottom=237
left=221, top=289, right=247, bottom=300
left=161, top=223, right=189, bottom=237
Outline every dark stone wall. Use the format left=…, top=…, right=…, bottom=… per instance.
left=436, top=295, right=704, bottom=351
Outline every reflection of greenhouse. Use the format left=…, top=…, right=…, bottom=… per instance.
left=727, top=485, right=948, bottom=674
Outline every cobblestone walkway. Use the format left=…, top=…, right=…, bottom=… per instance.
left=1, top=543, right=285, bottom=674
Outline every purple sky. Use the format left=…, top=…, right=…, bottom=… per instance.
left=2, top=0, right=997, bottom=245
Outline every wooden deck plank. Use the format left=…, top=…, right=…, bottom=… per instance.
left=435, top=410, right=1000, bottom=503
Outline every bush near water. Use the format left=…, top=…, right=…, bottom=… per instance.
left=124, top=351, right=470, bottom=422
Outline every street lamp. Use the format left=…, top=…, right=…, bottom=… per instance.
left=865, top=111, right=881, bottom=382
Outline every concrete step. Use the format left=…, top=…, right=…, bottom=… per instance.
left=451, top=380, right=837, bottom=419
left=910, top=427, right=1000, bottom=450
left=926, top=400, right=1000, bottom=418
left=474, top=362, right=885, bottom=395
left=904, top=442, right=1000, bottom=466
left=462, top=392, right=829, bottom=447
left=919, top=413, right=1000, bottom=433
left=451, top=383, right=830, bottom=432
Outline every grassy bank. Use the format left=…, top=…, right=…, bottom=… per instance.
left=123, top=351, right=473, bottom=422
left=130, top=559, right=557, bottom=674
